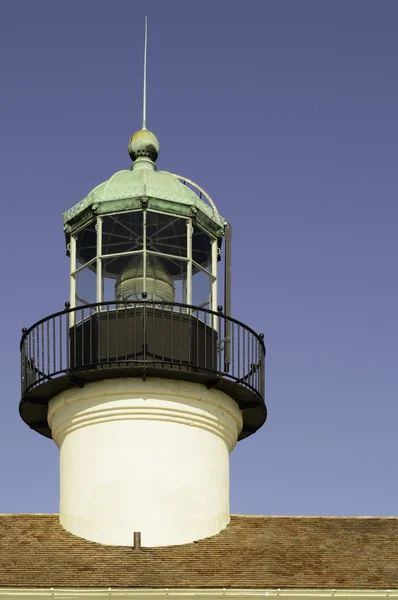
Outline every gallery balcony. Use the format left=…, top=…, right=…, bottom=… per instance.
left=20, top=301, right=266, bottom=441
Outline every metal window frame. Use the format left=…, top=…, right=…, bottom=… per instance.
left=69, top=234, right=77, bottom=326
left=224, top=222, right=232, bottom=368
left=96, top=216, right=103, bottom=305
left=186, top=218, right=192, bottom=305
left=70, top=211, right=220, bottom=307
left=71, top=256, right=96, bottom=276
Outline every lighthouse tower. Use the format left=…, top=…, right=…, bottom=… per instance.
left=19, top=29, right=266, bottom=548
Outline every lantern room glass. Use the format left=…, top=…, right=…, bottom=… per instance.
left=69, top=211, right=218, bottom=314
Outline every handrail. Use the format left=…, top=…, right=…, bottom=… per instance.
left=20, top=301, right=265, bottom=351
left=20, top=301, right=265, bottom=405
left=172, top=174, right=219, bottom=213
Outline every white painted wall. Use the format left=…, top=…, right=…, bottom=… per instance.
left=48, top=377, right=242, bottom=548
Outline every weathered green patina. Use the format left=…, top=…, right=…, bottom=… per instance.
left=63, top=151, right=225, bottom=248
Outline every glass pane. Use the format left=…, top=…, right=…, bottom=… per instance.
left=76, top=263, right=97, bottom=305
left=153, top=255, right=187, bottom=304
left=146, top=212, right=187, bottom=261
left=102, top=212, right=143, bottom=256
left=102, top=256, right=120, bottom=302
left=192, top=267, right=211, bottom=309
left=192, top=223, right=212, bottom=271
left=76, top=221, right=97, bottom=265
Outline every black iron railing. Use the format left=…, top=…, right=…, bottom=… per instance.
left=20, top=301, right=265, bottom=404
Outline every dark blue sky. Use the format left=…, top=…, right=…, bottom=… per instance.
left=1, top=0, right=397, bottom=516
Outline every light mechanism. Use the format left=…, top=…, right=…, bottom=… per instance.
left=115, top=254, right=175, bottom=303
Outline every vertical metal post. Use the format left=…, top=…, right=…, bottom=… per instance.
left=96, top=216, right=103, bottom=305
left=69, top=234, right=77, bottom=326
left=211, top=237, right=218, bottom=330
left=143, top=210, right=147, bottom=296
left=224, top=222, right=232, bottom=369
left=186, top=218, right=192, bottom=305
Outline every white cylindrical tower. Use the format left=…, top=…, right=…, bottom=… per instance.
left=48, top=378, right=242, bottom=547
left=19, top=127, right=267, bottom=549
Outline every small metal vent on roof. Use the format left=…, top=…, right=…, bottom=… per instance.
left=132, top=531, right=142, bottom=553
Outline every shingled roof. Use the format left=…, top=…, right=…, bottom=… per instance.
left=1, top=514, right=398, bottom=589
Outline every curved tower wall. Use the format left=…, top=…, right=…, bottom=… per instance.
left=48, top=377, right=243, bottom=547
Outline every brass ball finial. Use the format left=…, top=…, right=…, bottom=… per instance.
left=128, top=129, right=159, bottom=163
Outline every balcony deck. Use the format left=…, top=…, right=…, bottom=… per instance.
left=20, top=301, right=266, bottom=440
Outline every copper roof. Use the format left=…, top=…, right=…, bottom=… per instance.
left=1, top=514, right=398, bottom=589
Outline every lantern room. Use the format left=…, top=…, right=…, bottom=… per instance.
left=65, top=130, right=226, bottom=315
left=20, top=129, right=266, bottom=445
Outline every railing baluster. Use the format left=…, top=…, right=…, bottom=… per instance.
left=187, top=305, right=191, bottom=369
left=90, top=307, right=93, bottom=366
left=46, top=320, right=50, bottom=375
left=98, top=302, right=101, bottom=364
left=247, top=329, right=250, bottom=388
left=115, top=302, right=118, bottom=366
left=231, top=321, right=235, bottom=381
left=52, top=317, right=56, bottom=374
left=70, top=309, right=74, bottom=371
left=31, top=332, right=34, bottom=386
left=196, top=310, right=199, bottom=370
left=253, top=339, right=256, bottom=391
left=179, top=304, right=182, bottom=369
left=237, top=326, right=241, bottom=380
left=152, top=301, right=156, bottom=367
left=170, top=305, right=173, bottom=366
left=40, top=323, right=44, bottom=378
left=134, top=302, right=137, bottom=363
left=253, top=334, right=256, bottom=389
left=250, top=332, right=254, bottom=388
left=21, top=340, right=25, bottom=394
left=257, top=340, right=261, bottom=393
left=124, top=303, right=128, bottom=363
left=60, top=314, right=63, bottom=372
left=211, top=311, right=215, bottom=372
left=161, top=304, right=165, bottom=366
left=106, top=304, right=110, bottom=364
left=204, top=310, right=207, bottom=370
left=143, top=301, right=147, bottom=362
left=81, top=306, right=85, bottom=366
left=28, top=332, right=32, bottom=386
left=33, top=327, right=37, bottom=379
left=218, top=312, right=221, bottom=374
left=242, top=326, right=246, bottom=386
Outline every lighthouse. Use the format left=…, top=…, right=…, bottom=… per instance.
left=19, top=25, right=266, bottom=549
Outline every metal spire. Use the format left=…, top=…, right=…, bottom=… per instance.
left=142, top=15, right=148, bottom=130
left=128, top=16, right=159, bottom=166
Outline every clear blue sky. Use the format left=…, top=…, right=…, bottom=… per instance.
left=1, top=0, right=397, bottom=516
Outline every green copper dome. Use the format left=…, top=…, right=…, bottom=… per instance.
left=63, top=161, right=225, bottom=243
